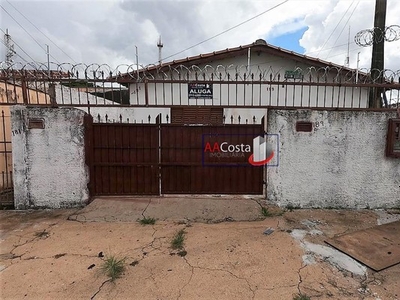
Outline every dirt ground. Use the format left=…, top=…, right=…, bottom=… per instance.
left=1, top=206, right=400, bottom=300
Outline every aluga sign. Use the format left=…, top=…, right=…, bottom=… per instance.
left=203, top=136, right=275, bottom=166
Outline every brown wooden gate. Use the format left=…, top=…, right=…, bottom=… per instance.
left=160, top=125, right=263, bottom=194
left=85, top=116, right=263, bottom=196
left=85, top=115, right=159, bottom=196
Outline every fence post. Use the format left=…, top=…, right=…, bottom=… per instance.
left=21, top=77, right=28, bottom=105
left=49, top=83, right=57, bottom=107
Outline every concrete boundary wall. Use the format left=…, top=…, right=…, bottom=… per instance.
left=10, top=106, right=400, bottom=209
left=266, top=109, right=400, bottom=209
left=11, top=106, right=89, bottom=209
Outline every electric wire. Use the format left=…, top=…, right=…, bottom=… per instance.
left=5, top=0, right=77, bottom=64
left=158, top=0, right=290, bottom=63
left=0, top=4, right=61, bottom=63
left=316, top=0, right=357, bottom=58
left=0, top=28, right=37, bottom=63
left=0, top=37, right=30, bottom=63
left=325, top=0, right=360, bottom=60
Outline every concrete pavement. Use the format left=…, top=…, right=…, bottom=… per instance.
left=68, top=195, right=268, bottom=223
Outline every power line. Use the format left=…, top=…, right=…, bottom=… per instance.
left=0, top=4, right=60, bottom=63
left=325, top=0, right=360, bottom=60
left=0, top=37, right=29, bottom=63
left=305, top=42, right=355, bottom=56
left=316, top=0, right=357, bottom=58
left=158, top=0, right=290, bottom=63
left=5, top=0, right=77, bottom=64
left=0, top=28, right=37, bottom=62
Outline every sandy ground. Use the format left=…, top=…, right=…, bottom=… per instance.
left=1, top=206, right=400, bottom=300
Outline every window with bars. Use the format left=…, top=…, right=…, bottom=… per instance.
left=386, top=119, right=400, bottom=158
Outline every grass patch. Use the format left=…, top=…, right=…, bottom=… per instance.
left=171, top=229, right=186, bottom=250
left=139, top=216, right=156, bottom=225
left=100, top=255, right=126, bottom=281
left=261, top=206, right=273, bottom=217
left=293, top=294, right=311, bottom=300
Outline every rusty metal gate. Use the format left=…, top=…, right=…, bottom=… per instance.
left=85, top=116, right=263, bottom=196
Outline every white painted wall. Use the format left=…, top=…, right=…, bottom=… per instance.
left=11, top=106, right=89, bottom=209
left=130, top=52, right=369, bottom=108
left=267, top=110, right=400, bottom=209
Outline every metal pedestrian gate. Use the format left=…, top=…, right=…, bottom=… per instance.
left=85, top=115, right=264, bottom=196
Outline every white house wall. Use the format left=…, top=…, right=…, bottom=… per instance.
left=131, top=52, right=369, bottom=108
left=267, top=109, right=400, bottom=209
left=11, top=106, right=89, bottom=209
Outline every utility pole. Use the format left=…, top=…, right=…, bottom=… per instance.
left=369, top=0, right=387, bottom=108
left=345, top=26, right=350, bottom=67
left=157, top=36, right=163, bottom=65
left=4, top=29, right=15, bottom=68
left=46, top=44, right=50, bottom=77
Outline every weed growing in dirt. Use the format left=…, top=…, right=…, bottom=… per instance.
left=100, top=255, right=126, bottom=281
left=261, top=206, right=272, bottom=217
left=293, top=294, right=311, bottom=300
left=171, top=229, right=186, bottom=250
left=34, top=230, right=49, bottom=238
left=139, top=216, right=156, bottom=225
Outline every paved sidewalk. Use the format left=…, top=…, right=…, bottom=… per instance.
left=68, top=195, right=267, bottom=223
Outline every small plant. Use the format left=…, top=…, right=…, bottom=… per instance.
left=100, top=255, right=126, bottom=281
left=171, top=229, right=186, bottom=250
left=293, top=294, right=311, bottom=300
left=139, top=216, right=156, bottom=225
left=34, top=230, right=49, bottom=238
left=261, top=206, right=272, bottom=217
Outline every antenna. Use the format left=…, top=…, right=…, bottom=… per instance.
left=345, top=26, right=350, bottom=67
left=157, top=35, right=163, bottom=65
left=4, top=29, right=16, bottom=67
left=46, top=44, right=50, bottom=77
left=356, top=52, right=360, bottom=83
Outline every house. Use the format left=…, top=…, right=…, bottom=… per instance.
left=113, top=39, right=373, bottom=125
left=6, top=40, right=400, bottom=210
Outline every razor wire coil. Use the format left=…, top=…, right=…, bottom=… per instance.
left=355, top=25, right=400, bottom=47
left=1, top=62, right=400, bottom=84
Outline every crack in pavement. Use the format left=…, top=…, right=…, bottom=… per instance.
left=177, top=256, right=194, bottom=300
left=140, top=225, right=167, bottom=259
left=90, top=278, right=112, bottom=300
left=8, top=222, right=59, bottom=261
left=141, top=198, right=152, bottom=218
left=179, top=256, right=257, bottom=300
left=296, top=263, right=307, bottom=296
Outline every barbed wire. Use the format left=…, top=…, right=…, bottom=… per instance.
left=355, top=25, right=400, bottom=47
left=1, top=62, right=400, bottom=84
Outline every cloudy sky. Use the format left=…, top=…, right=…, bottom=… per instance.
left=1, top=0, right=399, bottom=71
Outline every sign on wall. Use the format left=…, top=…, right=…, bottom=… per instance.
left=188, top=83, right=213, bottom=99
left=202, top=133, right=279, bottom=167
